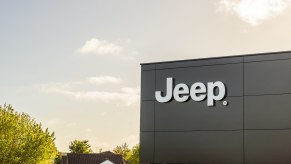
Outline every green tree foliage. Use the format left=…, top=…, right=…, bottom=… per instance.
left=125, top=144, right=139, bottom=164
left=0, top=104, right=57, bottom=164
left=54, top=152, right=63, bottom=164
left=113, top=142, right=130, bottom=159
left=69, top=140, right=92, bottom=153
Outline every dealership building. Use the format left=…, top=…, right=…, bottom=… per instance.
left=140, top=51, right=291, bottom=164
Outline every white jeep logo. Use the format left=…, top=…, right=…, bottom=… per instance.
left=155, top=77, right=227, bottom=106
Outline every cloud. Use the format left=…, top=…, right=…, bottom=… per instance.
left=45, top=88, right=139, bottom=106
left=46, top=119, right=62, bottom=125
left=84, top=128, right=93, bottom=133
left=66, top=122, right=77, bottom=127
left=100, top=111, right=107, bottom=116
left=38, top=76, right=123, bottom=91
left=37, top=76, right=140, bottom=106
left=76, top=38, right=139, bottom=60
left=217, top=0, right=290, bottom=26
left=45, top=119, right=76, bottom=127
left=77, top=38, right=123, bottom=55
left=87, top=76, right=123, bottom=84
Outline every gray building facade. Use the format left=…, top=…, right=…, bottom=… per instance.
left=140, top=51, right=291, bottom=164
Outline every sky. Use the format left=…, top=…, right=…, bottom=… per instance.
left=1, top=0, right=291, bottom=152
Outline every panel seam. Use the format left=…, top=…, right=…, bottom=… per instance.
left=153, top=64, right=156, bottom=163
left=244, top=92, right=291, bottom=96
left=243, top=57, right=245, bottom=164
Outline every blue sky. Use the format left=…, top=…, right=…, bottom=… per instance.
left=1, top=0, right=291, bottom=152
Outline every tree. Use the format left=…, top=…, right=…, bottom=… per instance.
left=125, top=144, right=139, bottom=164
left=69, top=140, right=92, bottom=153
left=54, top=152, right=63, bottom=164
left=0, top=104, right=57, bottom=164
left=113, top=143, right=130, bottom=159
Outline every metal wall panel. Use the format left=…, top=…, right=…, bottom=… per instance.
left=244, top=130, right=291, bottom=164
left=142, top=64, right=155, bottom=71
left=244, top=52, right=291, bottom=62
left=154, top=131, right=243, bottom=164
left=140, top=101, right=155, bottom=132
left=244, top=59, right=291, bottom=95
left=141, top=70, right=156, bottom=101
left=245, top=94, right=291, bottom=129
left=140, top=51, right=291, bottom=164
left=140, top=132, right=154, bottom=163
left=155, top=97, right=243, bottom=131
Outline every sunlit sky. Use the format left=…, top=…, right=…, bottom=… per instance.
left=1, top=0, right=291, bottom=152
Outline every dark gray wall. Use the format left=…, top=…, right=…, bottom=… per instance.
left=140, top=51, right=291, bottom=164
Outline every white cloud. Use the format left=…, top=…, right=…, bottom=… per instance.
left=66, top=122, right=77, bottom=127
left=84, top=128, right=93, bottom=133
left=76, top=38, right=139, bottom=60
left=217, top=0, right=290, bottom=26
left=100, top=111, right=107, bottom=116
left=121, top=87, right=139, bottom=94
left=38, top=76, right=123, bottom=92
left=77, top=38, right=123, bottom=55
left=87, top=76, right=123, bottom=84
left=49, top=88, right=139, bottom=106
left=45, top=119, right=77, bottom=127
left=46, top=119, right=62, bottom=125
left=37, top=77, right=140, bottom=106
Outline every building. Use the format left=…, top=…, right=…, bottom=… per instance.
left=140, top=51, right=291, bottom=163
left=62, top=151, right=126, bottom=164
